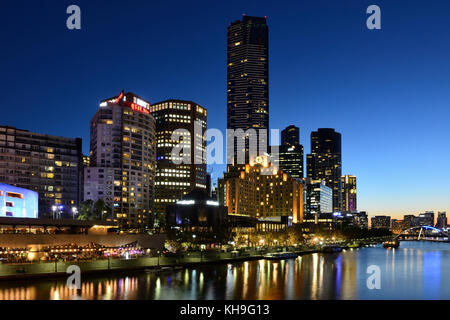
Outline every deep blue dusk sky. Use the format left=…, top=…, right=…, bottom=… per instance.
left=1, top=0, right=450, bottom=218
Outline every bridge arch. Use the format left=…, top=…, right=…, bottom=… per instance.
left=395, top=225, right=449, bottom=241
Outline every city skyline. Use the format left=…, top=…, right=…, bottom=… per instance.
left=2, top=0, right=450, bottom=218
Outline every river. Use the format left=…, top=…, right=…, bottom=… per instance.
left=0, top=241, right=448, bottom=300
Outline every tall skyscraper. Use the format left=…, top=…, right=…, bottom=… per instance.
left=306, top=128, right=342, bottom=212
left=150, top=100, right=207, bottom=225
left=0, top=126, right=82, bottom=217
left=84, top=91, right=156, bottom=230
left=342, top=175, right=357, bottom=212
left=227, top=16, right=269, bottom=164
left=277, top=125, right=304, bottom=179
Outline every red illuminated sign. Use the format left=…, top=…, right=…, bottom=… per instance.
left=127, top=102, right=150, bottom=114
left=115, top=91, right=124, bottom=104
left=113, top=91, right=150, bottom=114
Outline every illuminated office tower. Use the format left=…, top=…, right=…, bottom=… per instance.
left=278, top=125, right=304, bottom=179
left=227, top=16, right=269, bottom=164
left=0, top=126, right=82, bottom=217
left=307, top=128, right=342, bottom=212
left=150, top=100, right=207, bottom=226
left=304, top=178, right=333, bottom=224
left=342, top=175, right=357, bottom=212
left=84, top=91, right=156, bottom=230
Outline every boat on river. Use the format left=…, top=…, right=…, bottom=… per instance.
left=383, top=239, right=399, bottom=248
left=263, top=252, right=298, bottom=260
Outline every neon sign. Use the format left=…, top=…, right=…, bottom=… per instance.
left=113, top=91, right=150, bottom=114
left=127, top=102, right=150, bottom=114
left=115, top=91, right=124, bottom=104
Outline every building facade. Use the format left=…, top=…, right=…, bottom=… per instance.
left=0, top=183, right=38, bottom=218
left=342, top=175, right=357, bottom=212
left=371, top=216, right=391, bottom=229
left=0, top=126, right=82, bottom=217
left=219, top=162, right=303, bottom=225
left=84, top=91, right=156, bottom=230
left=436, top=212, right=447, bottom=228
left=277, top=125, right=304, bottom=179
left=306, top=128, right=342, bottom=212
left=419, top=211, right=435, bottom=226
left=303, top=178, right=333, bottom=224
left=227, top=16, right=269, bottom=165
left=150, top=100, right=207, bottom=226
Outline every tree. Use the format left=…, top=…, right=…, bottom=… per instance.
left=77, top=200, right=93, bottom=220
left=77, top=199, right=111, bottom=221
left=93, top=199, right=111, bottom=221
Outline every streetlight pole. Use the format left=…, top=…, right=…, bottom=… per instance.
left=72, top=207, right=78, bottom=220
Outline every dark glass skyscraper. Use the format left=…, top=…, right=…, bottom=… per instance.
left=306, top=128, right=342, bottom=212
left=278, top=125, right=304, bottom=179
left=227, top=16, right=269, bottom=164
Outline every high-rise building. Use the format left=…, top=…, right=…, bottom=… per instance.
left=219, top=161, right=303, bottom=224
left=404, top=214, right=420, bottom=228
left=227, top=16, right=269, bottom=165
left=306, top=128, right=342, bottom=212
left=354, top=211, right=369, bottom=229
left=84, top=91, right=156, bottom=230
left=150, top=100, right=207, bottom=225
left=391, top=219, right=407, bottom=234
left=342, top=175, right=357, bottom=212
left=371, top=216, right=391, bottom=229
left=436, top=212, right=447, bottom=228
left=0, top=126, right=82, bottom=217
left=277, top=125, right=304, bottom=179
left=419, top=211, right=435, bottom=226
left=303, top=178, right=333, bottom=224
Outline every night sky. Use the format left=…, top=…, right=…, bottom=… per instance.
left=1, top=0, right=450, bottom=218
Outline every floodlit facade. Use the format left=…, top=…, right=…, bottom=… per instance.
left=0, top=183, right=38, bottom=218
left=0, top=126, right=82, bottom=217
left=84, top=91, right=156, bottom=230
left=219, top=162, right=303, bottom=224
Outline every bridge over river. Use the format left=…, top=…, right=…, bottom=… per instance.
left=394, top=225, right=450, bottom=242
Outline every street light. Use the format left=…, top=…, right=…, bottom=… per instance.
left=52, top=205, right=57, bottom=219
left=72, top=207, right=78, bottom=220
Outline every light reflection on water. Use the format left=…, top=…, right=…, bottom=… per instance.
left=0, top=241, right=450, bottom=300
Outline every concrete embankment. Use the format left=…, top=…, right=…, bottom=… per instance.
left=0, top=249, right=322, bottom=281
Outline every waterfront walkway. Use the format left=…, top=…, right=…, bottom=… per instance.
left=0, top=238, right=387, bottom=281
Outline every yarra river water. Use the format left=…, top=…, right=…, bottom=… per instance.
left=0, top=241, right=449, bottom=300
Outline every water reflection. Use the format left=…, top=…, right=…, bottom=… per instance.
left=1, top=242, right=450, bottom=300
